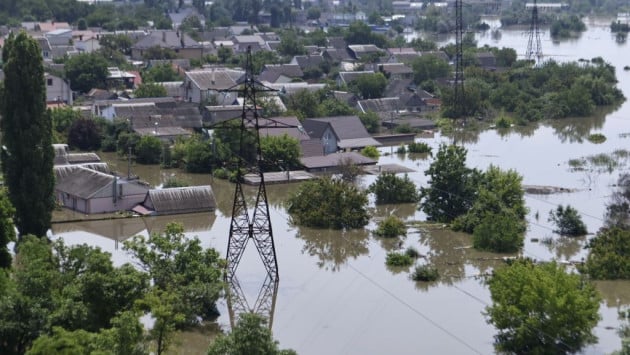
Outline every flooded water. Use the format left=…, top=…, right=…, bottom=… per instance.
left=52, top=18, right=630, bottom=354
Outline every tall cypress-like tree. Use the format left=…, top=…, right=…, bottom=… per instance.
left=1, top=32, right=55, bottom=238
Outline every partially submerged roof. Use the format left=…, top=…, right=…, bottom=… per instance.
left=55, top=166, right=115, bottom=199
left=143, top=186, right=216, bottom=215
left=300, top=152, right=377, bottom=170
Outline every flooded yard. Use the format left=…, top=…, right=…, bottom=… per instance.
left=52, top=18, right=630, bottom=354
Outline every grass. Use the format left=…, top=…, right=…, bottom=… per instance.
left=412, top=265, right=439, bottom=282
left=386, top=252, right=414, bottom=267
left=587, top=133, right=606, bottom=144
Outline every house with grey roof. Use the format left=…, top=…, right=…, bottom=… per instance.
left=290, top=55, right=325, bottom=71
left=55, top=166, right=150, bottom=214
left=337, top=70, right=375, bottom=86
left=259, top=64, right=304, bottom=83
left=378, top=63, right=413, bottom=80
left=136, top=186, right=216, bottom=215
left=183, top=68, right=238, bottom=104
left=231, top=34, right=268, bottom=53
left=131, top=30, right=206, bottom=60
left=45, top=73, right=73, bottom=105
left=387, top=47, right=421, bottom=64
left=256, top=116, right=310, bottom=142
left=348, top=44, right=385, bottom=61
left=302, top=116, right=381, bottom=155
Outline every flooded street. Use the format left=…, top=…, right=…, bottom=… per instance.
left=52, top=18, right=630, bottom=354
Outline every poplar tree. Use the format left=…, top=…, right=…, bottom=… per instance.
left=1, top=31, right=55, bottom=238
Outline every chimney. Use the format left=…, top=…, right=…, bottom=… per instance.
left=162, top=31, right=166, bottom=42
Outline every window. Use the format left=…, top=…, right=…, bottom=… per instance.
left=47, top=78, right=53, bottom=86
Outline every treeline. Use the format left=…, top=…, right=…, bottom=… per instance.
left=442, top=57, right=625, bottom=121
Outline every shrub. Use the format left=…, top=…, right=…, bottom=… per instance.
left=405, top=246, right=420, bottom=259
left=495, top=114, right=512, bottom=128
left=582, top=227, right=630, bottom=279
left=407, top=142, right=432, bottom=154
left=587, top=133, right=606, bottom=144
left=396, top=145, right=407, bottom=154
left=374, top=215, right=407, bottom=238
left=412, top=265, right=439, bottom=281
left=360, top=146, right=380, bottom=159
left=548, top=205, right=587, bottom=236
left=163, top=177, right=189, bottom=188
left=213, top=168, right=229, bottom=180
left=386, top=252, right=414, bottom=267
left=369, top=173, right=420, bottom=204
left=135, top=135, right=162, bottom=165
left=473, top=212, right=525, bottom=253
left=287, top=177, right=369, bottom=229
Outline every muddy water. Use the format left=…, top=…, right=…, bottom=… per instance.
left=52, top=18, right=630, bottom=354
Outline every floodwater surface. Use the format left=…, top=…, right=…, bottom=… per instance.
left=53, top=18, right=630, bottom=355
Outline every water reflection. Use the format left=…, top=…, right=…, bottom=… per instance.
left=541, top=235, right=586, bottom=261
left=226, top=274, right=279, bottom=329
left=296, top=227, right=370, bottom=272
left=594, top=280, right=630, bottom=307
left=547, top=106, right=612, bottom=143
left=51, top=212, right=216, bottom=248
left=413, top=226, right=514, bottom=290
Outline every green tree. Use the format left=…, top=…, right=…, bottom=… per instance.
left=142, top=46, right=177, bottom=60
left=67, top=118, right=102, bottom=151
left=260, top=134, right=302, bottom=172
left=582, top=227, right=630, bottom=279
left=277, top=30, right=306, bottom=57
left=420, top=144, right=476, bottom=223
left=64, top=53, right=109, bottom=93
left=344, top=21, right=387, bottom=48
left=0, top=188, right=15, bottom=269
left=207, top=313, right=296, bottom=355
left=548, top=205, right=588, bottom=236
left=358, top=111, right=380, bottom=133
left=27, top=327, right=99, bottom=355
left=351, top=72, right=387, bottom=99
left=217, top=45, right=233, bottom=64
left=369, top=173, right=420, bottom=204
left=284, top=89, right=321, bottom=118
left=134, top=82, right=167, bottom=98
left=411, top=54, right=450, bottom=84
left=142, top=63, right=179, bottom=82
left=472, top=211, right=524, bottom=252
left=135, top=135, right=162, bottom=164
left=51, top=107, right=82, bottom=143
left=486, top=259, right=601, bottom=354
left=452, top=165, right=527, bottom=236
left=0, top=32, right=55, bottom=238
left=0, top=235, right=57, bottom=354
left=287, top=177, right=369, bottom=229
left=123, top=222, right=225, bottom=327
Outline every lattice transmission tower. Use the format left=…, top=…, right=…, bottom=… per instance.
left=224, top=47, right=279, bottom=284
left=525, top=0, right=543, bottom=63
left=453, top=0, right=465, bottom=118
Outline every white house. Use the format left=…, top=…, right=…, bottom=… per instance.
left=45, top=73, right=73, bottom=105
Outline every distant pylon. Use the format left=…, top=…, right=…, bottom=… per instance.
left=525, top=0, right=543, bottom=63
left=225, top=46, right=279, bottom=283
left=453, top=0, right=465, bottom=118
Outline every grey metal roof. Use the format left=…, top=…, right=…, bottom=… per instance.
left=305, top=116, right=372, bottom=140
left=55, top=166, right=114, bottom=199
left=257, top=117, right=310, bottom=141
left=300, top=152, right=376, bottom=169
left=357, top=97, right=401, bottom=113
left=300, top=139, right=324, bottom=157
left=67, top=153, right=101, bottom=164
left=133, top=30, right=201, bottom=50
left=145, top=186, right=216, bottom=214
left=337, top=137, right=382, bottom=149
left=338, top=70, right=375, bottom=85
left=185, top=69, right=237, bottom=90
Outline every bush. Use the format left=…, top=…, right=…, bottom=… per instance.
left=213, top=168, right=229, bottom=180
left=473, top=212, right=524, bottom=253
left=405, top=246, right=420, bottom=259
left=360, top=146, right=380, bottom=159
left=386, top=252, right=414, bottom=267
left=67, top=118, right=102, bottom=151
left=374, top=215, right=407, bottom=238
left=548, top=205, right=587, bottom=236
left=287, top=177, right=369, bottom=229
left=495, top=114, right=512, bottom=128
left=582, top=227, right=630, bottom=279
left=163, top=177, right=189, bottom=188
left=587, top=133, right=606, bottom=144
left=396, top=145, right=407, bottom=154
left=369, top=173, right=420, bottom=204
left=412, top=265, right=439, bottom=281
left=406, top=142, right=432, bottom=154
left=135, top=135, right=162, bottom=165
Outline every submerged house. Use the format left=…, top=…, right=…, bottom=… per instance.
left=135, top=186, right=216, bottom=216
left=54, top=166, right=150, bottom=214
